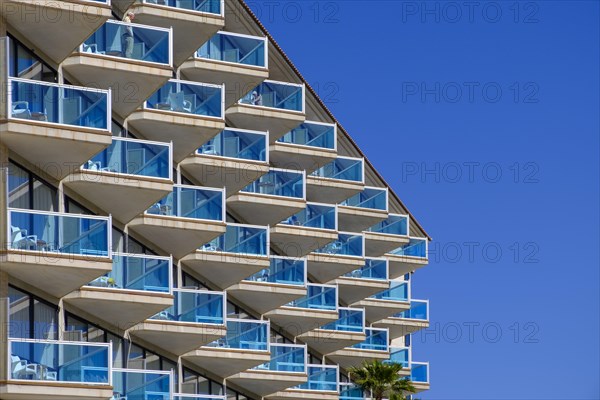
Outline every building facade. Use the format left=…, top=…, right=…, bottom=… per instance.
left=0, top=1, right=431, bottom=399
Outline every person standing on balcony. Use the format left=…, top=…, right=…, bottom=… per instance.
left=122, top=11, right=135, bottom=58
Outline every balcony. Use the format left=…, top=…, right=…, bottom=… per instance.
left=328, top=328, right=390, bottom=370
left=307, top=157, right=364, bottom=203
left=1, top=339, right=112, bottom=400
left=63, top=254, right=173, bottom=330
left=132, top=289, right=227, bottom=355
left=1, top=1, right=111, bottom=63
left=333, top=258, right=389, bottom=305
left=112, top=369, right=172, bottom=400
left=180, top=31, right=268, bottom=107
left=338, top=187, right=388, bottom=232
left=352, top=280, right=411, bottom=323
left=128, top=0, right=224, bottom=66
left=227, top=80, right=305, bottom=140
left=385, top=347, right=411, bottom=377
left=128, top=79, right=225, bottom=162
left=387, top=237, right=429, bottom=278
left=181, top=223, right=270, bottom=289
left=128, top=185, right=226, bottom=258
left=229, top=344, right=308, bottom=396
left=409, top=362, right=431, bottom=393
left=265, top=284, right=338, bottom=336
left=1, top=209, right=111, bottom=298
left=1, top=78, right=112, bottom=180
left=270, top=203, right=338, bottom=257
left=307, top=233, right=365, bottom=283
left=269, top=122, right=337, bottom=172
left=227, top=256, right=307, bottom=314
left=180, top=128, right=269, bottom=195
left=183, top=319, right=270, bottom=378
left=227, top=168, right=306, bottom=226
left=173, top=395, right=225, bottom=400
left=64, top=136, right=173, bottom=224
left=62, top=20, right=172, bottom=118
left=364, top=214, right=410, bottom=257
left=298, top=308, right=365, bottom=355
left=375, top=300, right=430, bottom=338
left=339, top=384, right=365, bottom=400
left=267, top=365, right=339, bottom=400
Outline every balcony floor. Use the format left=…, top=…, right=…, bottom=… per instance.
left=327, top=348, right=390, bottom=370
left=350, top=298, right=411, bottom=324
left=0, top=381, right=113, bottom=400
left=337, top=206, right=388, bottom=232
left=226, top=104, right=305, bottom=142
left=387, top=254, right=429, bottom=279
left=264, top=306, right=339, bottom=336
left=228, top=370, right=307, bottom=397
left=306, top=176, right=364, bottom=204
left=270, top=225, right=338, bottom=258
left=306, top=253, right=365, bottom=283
left=364, top=232, right=410, bottom=258
left=374, top=317, right=430, bottom=338
left=227, top=193, right=306, bottom=226
left=183, top=347, right=270, bottom=378
left=269, top=142, right=336, bottom=173
left=227, top=281, right=307, bottom=315
left=266, top=389, right=339, bottom=400
left=297, top=329, right=366, bottom=355
left=332, top=277, right=390, bottom=305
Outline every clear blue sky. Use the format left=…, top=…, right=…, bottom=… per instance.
left=248, top=1, right=600, bottom=398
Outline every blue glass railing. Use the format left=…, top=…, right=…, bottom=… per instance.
left=386, top=347, right=410, bottom=368
left=341, top=187, right=387, bottom=211
left=112, top=369, right=171, bottom=399
left=146, top=80, right=223, bottom=118
left=281, top=203, right=336, bottom=230
left=410, top=362, right=429, bottom=383
left=201, top=224, right=268, bottom=256
left=142, top=0, right=223, bottom=15
left=253, top=344, right=306, bottom=373
left=8, top=78, right=110, bottom=130
left=371, top=281, right=409, bottom=302
left=87, top=254, right=171, bottom=293
left=198, top=31, right=266, bottom=67
left=311, top=157, right=363, bottom=182
left=147, top=185, right=224, bottom=222
left=151, top=289, right=224, bottom=325
left=240, top=81, right=304, bottom=112
left=174, top=396, right=225, bottom=400
left=197, top=128, right=267, bottom=161
left=83, top=20, right=171, bottom=65
left=389, top=238, right=427, bottom=258
left=339, top=384, right=364, bottom=400
left=288, top=284, right=337, bottom=310
left=206, top=319, right=269, bottom=351
left=242, top=169, right=304, bottom=199
left=8, top=339, right=111, bottom=384
left=245, top=257, right=306, bottom=286
left=352, top=328, right=388, bottom=351
left=368, top=214, right=408, bottom=236
left=7, top=209, right=111, bottom=257
left=394, top=300, right=429, bottom=320
left=83, top=136, right=172, bottom=180
left=296, top=365, right=338, bottom=392
left=313, top=234, right=364, bottom=257
left=321, top=308, right=364, bottom=332
left=277, top=122, right=335, bottom=149
left=344, top=258, right=388, bottom=280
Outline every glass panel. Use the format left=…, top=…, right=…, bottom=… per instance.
left=144, top=0, right=222, bottom=14
left=321, top=308, right=363, bottom=332
left=198, top=32, right=265, bottom=67
left=395, top=300, right=428, bottom=320
left=386, top=348, right=409, bottom=368
left=344, top=259, right=387, bottom=280
left=390, top=238, right=427, bottom=258
left=87, top=255, right=171, bottom=293
left=201, top=225, right=267, bottom=256
left=242, top=170, right=304, bottom=198
left=277, top=122, right=335, bottom=149
left=313, top=234, right=363, bottom=257
left=281, top=204, right=335, bottom=229
left=146, top=80, right=222, bottom=117
left=339, top=384, right=364, bottom=400
left=7, top=162, right=31, bottom=209
left=206, top=320, right=268, bottom=350
left=83, top=137, right=171, bottom=179
left=410, top=363, right=429, bottom=383
left=240, top=81, right=303, bottom=112
left=112, top=369, right=171, bottom=399
left=311, top=158, right=363, bottom=182
left=151, top=290, right=224, bottom=325
left=296, top=366, right=337, bottom=391
left=341, top=188, right=387, bottom=210
left=147, top=186, right=223, bottom=221
left=245, top=258, right=305, bottom=286
left=9, top=79, right=108, bottom=129
left=83, top=20, right=171, bottom=64
left=288, top=285, right=336, bottom=310
left=8, top=210, right=110, bottom=256
left=197, top=129, right=266, bottom=161
left=368, top=215, right=408, bottom=236
left=253, top=344, right=304, bottom=372
left=352, top=328, right=388, bottom=351
left=9, top=340, right=110, bottom=383
left=371, top=281, right=409, bottom=301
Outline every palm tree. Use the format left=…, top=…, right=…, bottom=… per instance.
left=348, top=360, right=416, bottom=400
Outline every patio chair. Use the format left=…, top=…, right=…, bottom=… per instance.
left=10, top=226, right=38, bottom=250
left=11, top=355, right=39, bottom=379
left=11, top=101, right=31, bottom=119
left=82, top=43, right=105, bottom=55
left=168, top=92, right=192, bottom=113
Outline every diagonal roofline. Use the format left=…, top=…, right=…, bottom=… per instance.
left=237, top=0, right=432, bottom=240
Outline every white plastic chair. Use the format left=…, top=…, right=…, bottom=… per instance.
left=10, top=226, right=38, bottom=250
left=11, top=355, right=39, bottom=379
left=169, top=92, right=192, bottom=113
left=11, top=101, right=31, bottom=119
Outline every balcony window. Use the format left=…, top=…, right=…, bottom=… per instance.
left=206, top=319, right=268, bottom=351
left=341, top=187, right=387, bottom=211
left=198, top=32, right=266, bottom=67
left=197, top=128, right=267, bottom=161
left=83, top=20, right=171, bottom=65
left=240, top=81, right=304, bottom=112
left=371, top=281, right=409, bottom=301
left=296, top=365, right=338, bottom=391
left=277, top=122, right=335, bottom=149
left=339, top=384, right=364, bottom=400
left=390, top=238, right=428, bottom=258
left=321, top=308, right=364, bottom=332
left=7, top=209, right=110, bottom=256
left=281, top=203, right=336, bottom=230
left=313, top=234, right=364, bottom=257
left=311, top=157, right=363, bottom=182
left=368, top=215, right=408, bottom=236
left=8, top=78, right=109, bottom=129
left=141, top=0, right=223, bottom=15
left=146, top=80, right=223, bottom=118
left=394, top=300, right=429, bottom=320
left=287, top=284, right=337, bottom=310
left=253, top=344, right=306, bottom=373
left=242, top=169, right=304, bottom=199
left=151, top=289, right=225, bottom=325
left=245, top=257, right=306, bottom=286
left=83, top=137, right=172, bottom=180
left=351, top=328, right=388, bottom=351
left=147, top=185, right=224, bottom=222
left=87, top=254, right=171, bottom=293
left=112, top=369, right=172, bottom=399
left=344, top=258, right=388, bottom=280
left=201, top=224, right=268, bottom=256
